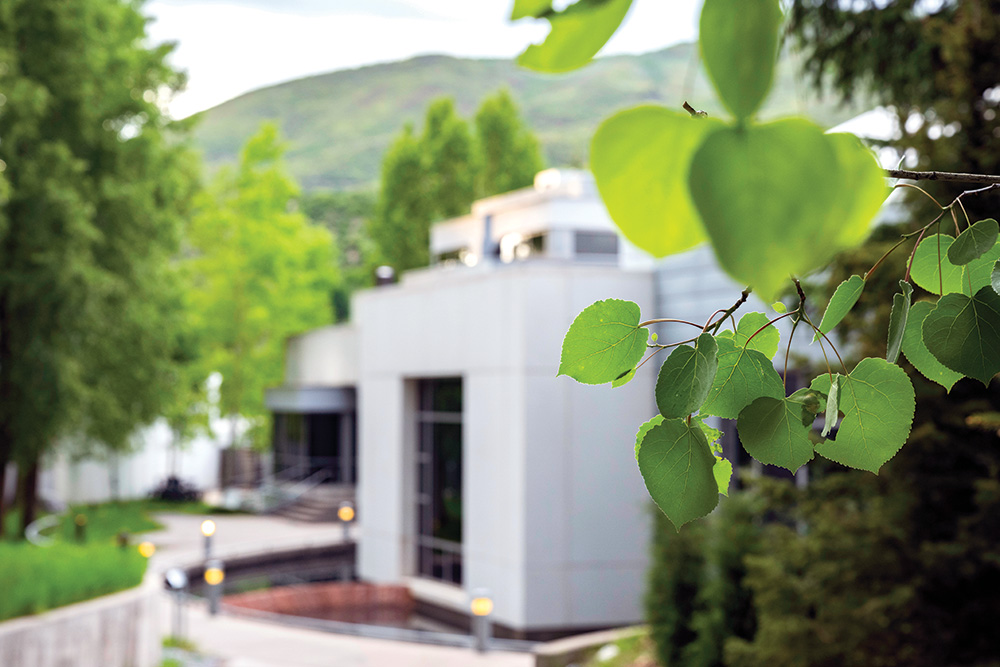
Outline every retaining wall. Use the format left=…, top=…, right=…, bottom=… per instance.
left=0, top=578, right=159, bottom=667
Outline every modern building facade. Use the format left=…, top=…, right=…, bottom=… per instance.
left=267, top=169, right=780, bottom=638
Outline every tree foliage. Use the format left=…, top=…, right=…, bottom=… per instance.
left=0, top=0, right=198, bottom=534
left=371, top=90, right=543, bottom=273
left=186, top=123, right=338, bottom=447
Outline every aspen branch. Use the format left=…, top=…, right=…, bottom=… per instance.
left=886, top=169, right=1000, bottom=185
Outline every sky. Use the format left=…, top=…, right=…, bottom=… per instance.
left=144, top=0, right=702, bottom=119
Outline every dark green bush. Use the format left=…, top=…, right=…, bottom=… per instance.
left=646, top=489, right=764, bottom=667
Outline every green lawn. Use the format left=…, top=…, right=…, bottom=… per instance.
left=0, top=498, right=216, bottom=622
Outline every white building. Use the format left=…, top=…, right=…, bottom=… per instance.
left=267, top=169, right=783, bottom=639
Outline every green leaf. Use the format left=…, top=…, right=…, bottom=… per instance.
left=910, top=234, right=964, bottom=295
left=699, top=0, right=783, bottom=120
left=788, top=386, right=827, bottom=426
left=719, top=312, right=780, bottom=359
left=901, top=301, right=962, bottom=392
left=810, top=358, right=915, bottom=473
left=635, top=414, right=664, bottom=461
left=637, top=419, right=720, bottom=530
left=559, top=299, right=648, bottom=384
left=948, top=218, right=999, bottom=265
left=814, top=275, right=865, bottom=342
left=737, top=396, right=815, bottom=473
left=689, top=119, right=882, bottom=301
left=962, top=238, right=1000, bottom=295
left=516, top=0, right=633, bottom=73
left=510, top=0, right=552, bottom=20
left=886, top=280, right=912, bottom=364
left=713, top=457, right=733, bottom=496
left=993, top=260, right=1000, bottom=296
left=821, top=374, right=840, bottom=437
left=655, top=333, right=719, bottom=419
left=772, top=301, right=787, bottom=313
left=820, top=133, right=890, bottom=249
left=591, top=106, right=722, bottom=257
left=922, top=287, right=1000, bottom=385
left=612, top=368, right=635, bottom=388
left=700, top=336, right=784, bottom=419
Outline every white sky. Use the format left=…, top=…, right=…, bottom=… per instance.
left=144, top=0, right=702, bottom=119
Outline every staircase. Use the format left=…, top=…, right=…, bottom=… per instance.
left=274, top=483, right=355, bottom=523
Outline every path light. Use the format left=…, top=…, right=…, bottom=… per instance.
left=200, top=519, right=216, bottom=561
left=74, top=514, right=87, bottom=543
left=204, top=559, right=225, bottom=616
left=470, top=589, right=493, bottom=653
left=165, top=568, right=189, bottom=642
left=337, top=502, right=355, bottom=543
left=138, top=541, right=156, bottom=558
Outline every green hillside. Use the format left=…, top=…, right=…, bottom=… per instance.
left=192, top=43, right=864, bottom=191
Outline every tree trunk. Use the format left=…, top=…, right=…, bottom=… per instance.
left=18, top=457, right=39, bottom=538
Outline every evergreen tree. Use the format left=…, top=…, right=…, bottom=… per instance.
left=726, top=3, right=1000, bottom=663
left=186, top=123, right=338, bottom=448
left=422, top=98, right=478, bottom=219
left=369, top=124, right=434, bottom=273
left=475, top=89, right=544, bottom=197
left=0, top=0, right=198, bottom=535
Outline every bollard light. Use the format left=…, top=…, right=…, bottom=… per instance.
left=204, top=559, right=225, bottom=616
left=337, top=502, right=355, bottom=544
left=165, top=568, right=189, bottom=643
left=470, top=589, right=493, bottom=653
left=201, top=519, right=216, bottom=561
left=138, top=541, right=156, bottom=558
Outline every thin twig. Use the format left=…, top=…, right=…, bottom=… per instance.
left=803, top=313, right=848, bottom=375
left=707, top=288, right=751, bottom=334
left=886, top=169, right=1000, bottom=185
left=638, top=317, right=704, bottom=329
left=783, top=317, right=800, bottom=392
left=894, top=183, right=944, bottom=208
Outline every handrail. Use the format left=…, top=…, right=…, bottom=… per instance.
left=259, top=466, right=333, bottom=514
left=25, top=514, right=63, bottom=547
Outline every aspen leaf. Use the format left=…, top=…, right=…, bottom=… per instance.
left=810, top=359, right=915, bottom=473
left=718, top=312, right=780, bottom=359
left=949, top=218, right=999, bottom=265
left=699, top=0, right=782, bottom=120
left=922, top=287, right=1000, bottom=385
left=814, top=275, right=864, bottom=342
left=713, top=457, right=733, bottom=496
left=591, top=106, right=722, bottom=257
left=910, top=234, right=963, bottom=295
left=655, top=333, right=719, bottom=419
left=515, top=0, right=633, bottom=73
left=737, top=396, right=815, bottom=473
left=637, top=419, right=720, bottom=530
left=559, top=299, right=647, bottom=384
left=886, top=280, right=912, bottom=364
left=700, top=336, right=784, bottom=419
left=901, top=301, right=962, bottom=391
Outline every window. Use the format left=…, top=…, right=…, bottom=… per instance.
left=574, top=231, right=619, bottom=256
left=415, top=378, right=463, bottom=585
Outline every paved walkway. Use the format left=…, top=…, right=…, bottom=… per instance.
left=148, top=513, right=533, bottom=667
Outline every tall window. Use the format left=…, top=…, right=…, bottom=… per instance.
left=415, top=378, right=463, bottom=585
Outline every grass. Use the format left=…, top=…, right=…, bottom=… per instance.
left=0, top=498, right=217, bottom=623
left=582, top=628, right=657, bottom=667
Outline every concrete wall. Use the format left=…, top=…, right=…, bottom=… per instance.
left=354, top=262, right=656, bottom=632
left=0, top=580, right=159, bottom=667
left=41, top=418, right=224, bottom=506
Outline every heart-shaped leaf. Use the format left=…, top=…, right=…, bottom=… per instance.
left=655, top=333, right=719, bottom=418
left=559, top=299, right=648, bottom=384
left=718, top=312, right=780, bottom=359
left=637, top=418, right=720, bottom=530
left=993, top=260, right=1000, bottom=296
left=814, top=275, right=865, bottom=342
left=635, top=414, right=664, bottom=460
left=591, top=106, right=722, bottom=257
left=737, top=396, right=815, bottom=473
left=689, top=120, right=881, bottom=301
left=699, top=0, right=782, bottom=120
left=700, top=336, right=784, bottom=419
left=901, top=301, right=962, bottom=391
left=515, top=0, right=633, bottom=73
left=948, top=218, right=999, bottom=265
left=810, top=358, right=915, bottom=473
left=820, top=133, right=890, bottom=248
left=886, top=280, right=912, bottom=364
left=963, top=238, right=1000, bottom=295
left=910, top=234, right=964, bottom=294
left=922, top=287, right=1000, bottom=385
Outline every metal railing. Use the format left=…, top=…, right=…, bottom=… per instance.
left=253, top=466, right=332, bottom=514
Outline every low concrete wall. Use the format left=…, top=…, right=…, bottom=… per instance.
left=534, top=625, right=645, bottom=667
left=0, top=578, right=160, bottom=667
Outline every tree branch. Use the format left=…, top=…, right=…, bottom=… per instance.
left=886, top=169, right=1000, bottom=185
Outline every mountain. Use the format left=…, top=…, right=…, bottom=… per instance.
left=191, top=43, right=865, bottom=192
